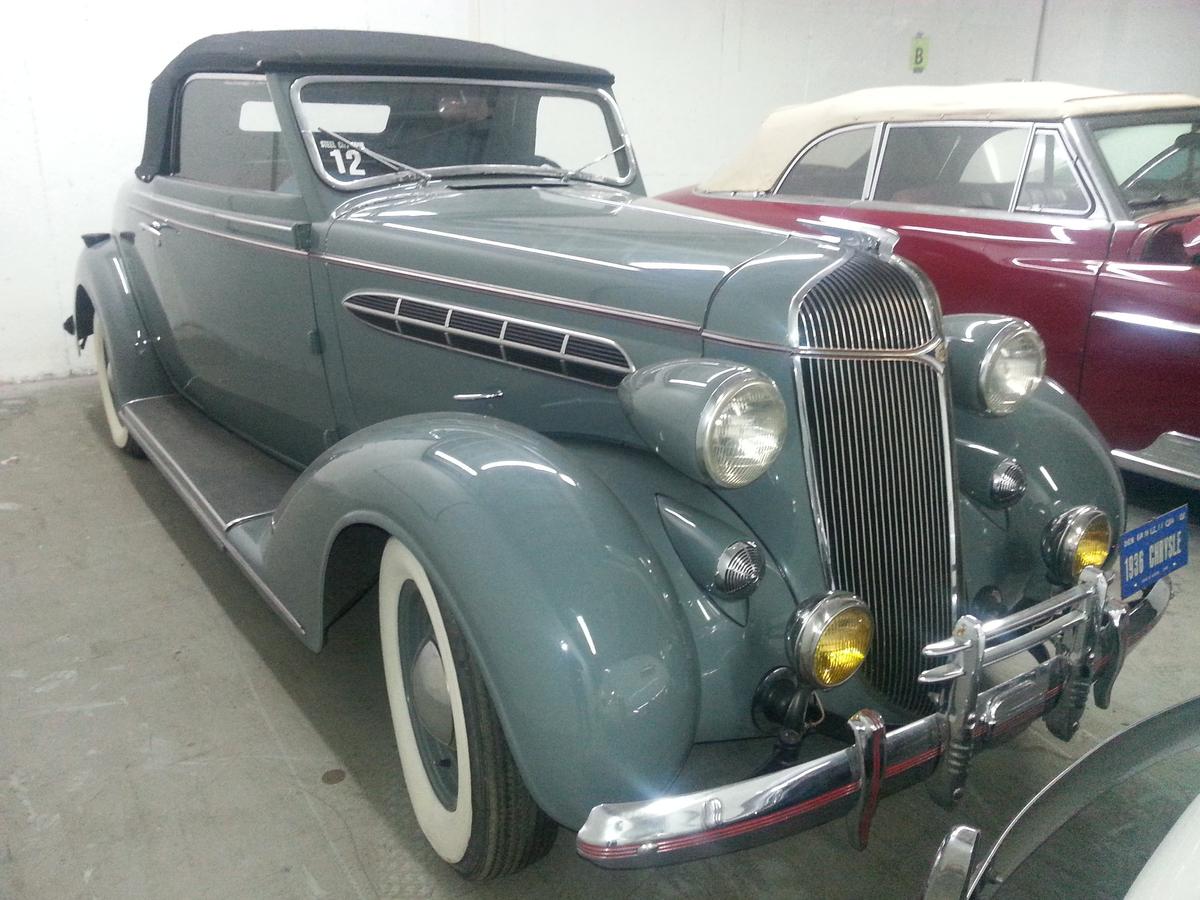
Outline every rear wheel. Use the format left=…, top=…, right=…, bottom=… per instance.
left=378, top=538, right=556, bottom=878
left=93, top=316, right=144, bottom=458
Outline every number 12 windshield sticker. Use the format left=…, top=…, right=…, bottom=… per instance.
left=319, top=137, right=374, bottom=178
left=1119, top=505, right=1189, bottom=599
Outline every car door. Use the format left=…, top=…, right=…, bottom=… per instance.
left=1079, top=221, right=1200, bottom=452
left=774, top=123, right=1114, bottom=394
left=132, top=74, right=336, bottom=465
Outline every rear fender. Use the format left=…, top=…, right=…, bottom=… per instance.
left=253, top=414, right=700, bottom=827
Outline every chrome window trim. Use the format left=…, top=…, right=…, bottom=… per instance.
left=1069, top=107, right=1200, bottom=220
left=1008, top=125, right=1039, bottom=212
left=1012, top=126, right=1098, bottom=217
left=318, top=252, right=698, bottom=333
left=341, top=290, right=635, bottom=387
left=870, top=119, right=1036, bottom=211
left=771, top=122, right=883, bottom=200
left=174, top=73, right=296, bottom=191
left=288, top=74, right=639, bottom=192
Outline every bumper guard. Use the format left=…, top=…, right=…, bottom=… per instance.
left=576, top=568, right=1170, bottom=868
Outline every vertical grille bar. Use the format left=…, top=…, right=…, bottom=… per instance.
left=795, top=253, right=956, bottom=712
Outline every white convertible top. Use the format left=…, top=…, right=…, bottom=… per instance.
left=702, top=82, right=1200, bottom=193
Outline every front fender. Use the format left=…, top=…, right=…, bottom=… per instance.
left=74, top=239, right=171, bottom=405
left=955, top=377, right=1125, bottom=607
left=256, top=414, right=700, bottom=828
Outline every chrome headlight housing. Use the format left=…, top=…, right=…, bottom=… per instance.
left=1042, top=505, right=1113, bottom=583
left=979, top=320, right=1046, bottom=415
left=786, top=593, right=873, bottom=688
left=697, top=371, right=788, bottom=488
left=620, top=360, right=788, bottom=489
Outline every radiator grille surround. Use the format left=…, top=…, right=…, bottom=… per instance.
left=793, top=253, right=958, bottom=713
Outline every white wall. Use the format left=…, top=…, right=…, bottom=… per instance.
left=2, top=0, right=1198, bottom=382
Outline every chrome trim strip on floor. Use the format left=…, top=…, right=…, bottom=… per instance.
left=120, top=401, right=306, bottom=637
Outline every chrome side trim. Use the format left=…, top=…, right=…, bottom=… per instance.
left=120, top=401, right=305, bottom=638
left=127, top=203, right=307, bottom=257
left=132, top=189, right=297, bottom=233
left=319, top=252, right=699, bottom=333
left=1112, top=431, right=1200, bottom=491
left=1092, top=309, right=1200, bottom=337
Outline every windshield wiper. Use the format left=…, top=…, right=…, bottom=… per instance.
left=315, top=128, right=432, bottom=184
left=1128, top=193, right=1192, bottom=210
left=560, top=142, right=630, bottom=183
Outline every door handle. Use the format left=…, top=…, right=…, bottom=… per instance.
left=139, top=219, right=176, bottom=237
left=453, top=390, right=504, bottom=402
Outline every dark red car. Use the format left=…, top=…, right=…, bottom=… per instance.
left=662, top=82, right=1200, bottom=489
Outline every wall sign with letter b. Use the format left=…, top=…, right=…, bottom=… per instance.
left=911, top=33, right=929, bottom=73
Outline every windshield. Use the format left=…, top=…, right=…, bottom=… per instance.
left=292, top=76, right=634, bottom=191
left=1087, top=110, right=1200, bottom=211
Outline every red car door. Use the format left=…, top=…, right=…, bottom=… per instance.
left=1079, top=209, right=1200, bottom=452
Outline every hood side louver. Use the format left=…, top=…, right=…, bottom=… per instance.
left=343, top=292, right=633, bottom=388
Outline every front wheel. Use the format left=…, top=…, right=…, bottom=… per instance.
left=93, top=315, right=144, bottom=458
left=378, top=537, right=556, bottom=878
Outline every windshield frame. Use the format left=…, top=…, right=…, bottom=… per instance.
left=289, top=74, right=639, bottom=192
left=1078, top=107, right=1200, bottom=217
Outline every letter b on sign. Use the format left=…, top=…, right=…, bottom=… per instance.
left=911, top=34, right=929, bottom=73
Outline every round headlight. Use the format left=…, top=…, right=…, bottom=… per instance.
left=787, top=593, right=873, bottom=688
left=979, top=321, right=1045, bottom=414
left=1042, top=506, right=1113, bottom=583
left=698, top=373, right=787, bottom=488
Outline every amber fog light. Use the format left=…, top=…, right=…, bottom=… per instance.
left=787, top=593, right=873, bottom=688
left=1042, top=506, right=1113, bottom=583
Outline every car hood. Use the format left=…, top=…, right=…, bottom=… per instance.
left=323, top=182, right=801, bottom=328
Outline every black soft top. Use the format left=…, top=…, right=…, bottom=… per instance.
left=137, top=29, right=615, bottom=180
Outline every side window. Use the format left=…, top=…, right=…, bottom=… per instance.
left=873, top=124, right=1029, bottom=210
left=1016, top=131, right=1090, bottom=213
left=776, top=127, right=875, bottom=199
left=177, top=77, right=295, bottom=192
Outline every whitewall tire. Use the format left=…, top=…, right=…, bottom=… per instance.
left=377, top=537, right=556, bottom=878
left=93, top=316, right=143, bottom=457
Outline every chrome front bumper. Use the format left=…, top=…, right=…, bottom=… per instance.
left=576, top=568, right=1171, bottom=868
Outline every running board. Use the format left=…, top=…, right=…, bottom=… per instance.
left=120, top=395, right=306, bottom=637
left=1113, top=431, right=1200, bottom=491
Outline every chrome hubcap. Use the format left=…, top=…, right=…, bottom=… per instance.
left=411, top=639, right=454, bottom=746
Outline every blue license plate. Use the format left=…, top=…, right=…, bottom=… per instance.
left=1119, top=505, right=1189, bottom=598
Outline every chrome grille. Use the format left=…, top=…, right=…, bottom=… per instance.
left=795, top=254, right=956, bottom=712
left=797, top=253, right=938, bottom=351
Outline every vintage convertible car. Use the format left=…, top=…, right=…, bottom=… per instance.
left=661, top=83, right=1200, bottom=491
left=68, top=33, right=1172, bottom=878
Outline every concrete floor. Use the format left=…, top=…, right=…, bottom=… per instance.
left=2, top=375, right=1197, bottom=900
